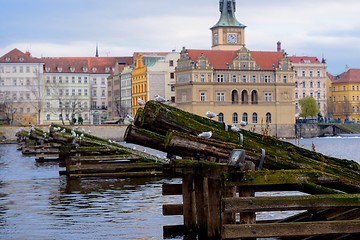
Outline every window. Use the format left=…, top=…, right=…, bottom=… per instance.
left=46, top=88, right=50, bottom=96
left=283, top=75, right=287, bottom=83
left=72, top=89, right=75, bottom=96
left=264, top=93, right=272, bottom=102
left=12, top=66, right=17, bottom=73
left=317, top=82, right=321, bottom=88
left=242, top=113, right=248, bottom=123
left=200, top=92, right=206, bottom=102
left=46, top=114, right=51, bottom=120
left=264, top=75, right=271, bottom=83
left=169, top=60, right=174, bottom=67
left=26, top=66, right=30, bottom=73
left=217, top=74, right=224, bottom=82
left=72, top=77, right=75, bottom=83
left=78, top=89, right=82, bottom=96
left=295, top=92, right=298, bottom=99
left=78, top=77, right=82, bottom=83
left=310, top=82, right=313, bottom=88
left=303, top=92, right=306, bottom=98
left=46, top=102, right=50, bottom=109
left=217, top=92, right=225, bottom=102
left=84, top=77, right=88, bottom=83
left=302, top=82, right=305, bottom=88
left=252, top=75, right=257, bottom=83
left=170, top=72, right=175, bottom=79
left=252, top=113, right=258, bottom=123
left=343, top=86, right=346, bottom=91
left=310, top=71, right=313, bottom=77
left=84, top=89, right=88, bottom=96
left=317, top=70, right=321, bottom=77
left=232, top=75, right=237, bottom=83
left=218, top=113, right=224, bottom=122
left=302, top=71, right=305, bottom=77
left=266, top=112, right=272, bottom=123
left=232, top=113, right=238, bottom=124
left=201, top=74, right=205, bottom=82
left=242, top=75, right=247, bottom=83
left=65, top=89, right=69, bottom=96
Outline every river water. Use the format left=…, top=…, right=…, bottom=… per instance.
left=0, top=137, right=359, bottom=240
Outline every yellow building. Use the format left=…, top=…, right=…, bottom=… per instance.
left=131, top=54, right=147, bottom=116
left=328, top=68, right=360, bottom=122
left=174, top=0, right=296, bottom=137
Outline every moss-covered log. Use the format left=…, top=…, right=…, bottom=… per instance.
left=135, top=101, right=360, bottom=186
left=124, top=125, right=166, bottom=152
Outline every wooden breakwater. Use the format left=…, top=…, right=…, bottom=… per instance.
left=125, top=101, right=360, bottom=239
left=15, top=100, right=360, bottom=239
left=15, top=123, right=167, bottom=179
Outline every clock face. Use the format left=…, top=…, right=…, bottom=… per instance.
left=227, top=33, right=237, bottom=44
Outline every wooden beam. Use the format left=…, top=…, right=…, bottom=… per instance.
left=163, top=204, right=183, bottom=216
left=162, top=184, right=182, bottom=195
left=222, top=220, right=360, bottom=239
left=223, top=194, right=360, bottom=212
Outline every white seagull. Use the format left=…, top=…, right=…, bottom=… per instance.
left=137, top=98, right=145, bottom=105
left=155, top=95, right=168, bottom=102
left=240, top=121, right=247, bottom=127
left=198, top=131, right=212, bottom=139
left=60, top=128, right=66, bottom=133
left=206, top=111, right=217, bottom=119
left=231, top=124, right=240, bottom=132
left=127, top=114, right=134, bottom=123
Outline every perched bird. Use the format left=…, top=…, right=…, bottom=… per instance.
left=155, top=95, right=168, bottom=102
left=60, top=128, right=66, bottom=133
left=206, top=111, right=217, bottom=119
left=137, top=98, right=145, bottom=105
left=231, top=124, right=240, bottom=132
left=240, top=121, right=247, bottom=127
left=198, top=131, right=212, bottom=139
left=127, top=114, right=134, bottom=123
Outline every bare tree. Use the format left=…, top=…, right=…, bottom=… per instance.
left=46, top=81, right=88, bottom=125
left=114, top=98, right=131, bottom=124
left=27, top=69, right=43, bottom=125
left=0, top=93, right=17, bottom=125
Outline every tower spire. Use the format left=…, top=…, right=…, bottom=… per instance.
left=95, top=44, right=99, bottom=57
left=212, top=0, right=245, bottom=28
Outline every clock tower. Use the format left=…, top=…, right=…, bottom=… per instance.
left=211, top=0, right=246, bottom=50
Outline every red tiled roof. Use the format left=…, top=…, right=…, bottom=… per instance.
left=331, top=69, right=360, bottom=83
left=42, top=57, right=132, bottom=74
left=0, top=48, right=43, bottom=63
left=185, top=49, right=284, bottom=70
left=288, top=56, right=320, bottom=64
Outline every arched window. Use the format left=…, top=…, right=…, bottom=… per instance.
left=266, top=112, right=272, bottom=123
left=252, top=112, right=258, bottom=123
left=242, top=112, right=248, bottom=123
left=218, top=112, right=224, bottom=123
left=232, top=113, right=238, bottom=124
left=251, top=90, right=258, bottom=104
left=241, top=90, right=248, bottom=104
left=231, top=90, right=239, bottom=103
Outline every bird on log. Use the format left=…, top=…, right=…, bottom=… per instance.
left=206, top=111, right=217, bottom=119
left=198, top=131, right=212, bottom=139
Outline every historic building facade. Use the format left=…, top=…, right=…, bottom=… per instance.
left=288, top=55, right=328, bottom=118
left=328, top=68, right=360, bottom=122
left=175, top=0, right=296, bottom=137
left=0, top=49, right=44, bottom=125
left=131, top=52, right=179, bottom=116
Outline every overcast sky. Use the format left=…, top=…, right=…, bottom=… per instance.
left=1, top=0, right=359, bottom=75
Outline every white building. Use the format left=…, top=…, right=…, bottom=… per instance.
left=0, top=49, right=44, bottom=124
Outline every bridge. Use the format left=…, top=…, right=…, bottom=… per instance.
left=296, top=123, right=360, bottom=138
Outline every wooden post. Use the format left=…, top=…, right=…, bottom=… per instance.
left=239, top=186, right=256, bottom=240
left=194, top=175, right=208, bottom=238
left=182, top=172, right=197, bottom=233
left=222, top=185, right=236, bottom=224
left=207, top=178, right=222, bottom=239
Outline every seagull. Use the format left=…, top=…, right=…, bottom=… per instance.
left=231, top=124, right=240, bottom=132
left=240, top=121, right=247, bottom=127
left=198, top=131, right=212, bottom=139
left=127, top=114, right=134, bottom=123
left=137, top=98, right=145, bottom=105
left=206, top=111, right=217, bottom=119
left=155, top=95, right=168, bottom=102
left=60, top=128, right=66, bottom=133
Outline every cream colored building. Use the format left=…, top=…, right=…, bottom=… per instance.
left=0, top=49, right=44, bottom=125
left=288, top=56, right=328, bottom=118
left=174, top=0, right=296, bottom=137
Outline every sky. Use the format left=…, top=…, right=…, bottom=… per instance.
left=1, top=0, right=360, bottom=75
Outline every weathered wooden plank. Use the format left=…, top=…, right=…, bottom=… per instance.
left=162, top=204, right=183, bottom=216
left=68, top=171, right=163, bottom=179
left=225, top=170, right=339, bottom=187
left=68, top=163, right=162, bottom=173
left=223, top=194, right=360, bottom=213
left=222, top=220, right=360, bottom=239
left=162, top=184, right=182, bottom=195
left=182, top=173, right=197, bottom=230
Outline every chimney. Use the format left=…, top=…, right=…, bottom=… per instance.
left=25, top=51, right=31, bottom=56
left=277, top=41, right=281, bottom=52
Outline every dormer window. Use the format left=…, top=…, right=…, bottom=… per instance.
left=70, top=67, right=75, bottom=72
left=45, top=67, right=51, bottom=72
left=83, top=67, right=88, bottom=72
left=5, top=57, right=10, bottom=62
left=19, top=57, right=24, bottom=62
left=57, top=67, right=62, bottom=72
left=105, top=67, right=110, bottom=73
left=92, top=67, right=97, bottom=73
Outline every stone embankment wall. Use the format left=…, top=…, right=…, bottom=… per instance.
left=0, top=125, right=128, bottom=143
